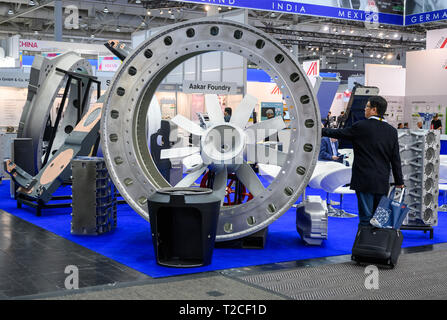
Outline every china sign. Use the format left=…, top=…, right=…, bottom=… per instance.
left=98, top=56, right=122, bottom=72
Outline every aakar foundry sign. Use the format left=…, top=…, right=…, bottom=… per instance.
left=183, top=80, right=237, bottom=94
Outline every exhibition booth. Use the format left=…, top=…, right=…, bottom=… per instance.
left=1, top=6, right=447, bottom=282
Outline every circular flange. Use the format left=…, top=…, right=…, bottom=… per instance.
left=17, top=52, right=92, bottom=170
left=101, top=19, right=321, bottom=241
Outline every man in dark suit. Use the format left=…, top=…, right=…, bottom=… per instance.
left=319, top=137, right=343, bottom=163
left=322, top=96, right=404, bottom=226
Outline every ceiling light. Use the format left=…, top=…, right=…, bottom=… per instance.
left=379, top=32, right=384, bottom=37
left=103, top=7, right=109, bottom=13
left=170, top=14, right=175, bottom=19
left=349, top=52, right=353, bottom=57
left=376, top=54, right=381, bottom=58
left=90, top=34, right=95, bottom=38
left=350, top=29, right=355, bottom=34
left=116, top=27, right=120, bottom=32
left=393, top=33, right=399, bottom=38
left=341, top=29, right=346, bottom=33
left=323, top=26, right=329, bottom=31
left=168, top=9, right=172, bottom=14
left=135, top=0, right=141, bottom=3
left=7, top=9, right=14, bottom=15
left=386, top=53, right=393, bottom=60
left=354, top=64, right=357, bottom=67
left=29, top=0, right=36, bottom=5
left=160, top=10, right=163, bottom=14
left=370, top=53, right=374, bottom=58
left=351, top=59, right=354, bottom=62
left=147, top=10, right=151, bottom=15
left=218, top=7, right=222, bottom=11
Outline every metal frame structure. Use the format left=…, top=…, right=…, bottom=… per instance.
left=101, top=18, right=321, bottom=241
left=17, top=52, right=93, bottom=172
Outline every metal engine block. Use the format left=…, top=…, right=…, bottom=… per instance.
left=296, top=195, right=328, bottom=245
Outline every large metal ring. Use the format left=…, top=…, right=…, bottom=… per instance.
left=17, top=52, right=92, bottom=171
left=101, top=19, right=321, bottom=241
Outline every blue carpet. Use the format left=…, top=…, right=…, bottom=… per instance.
left=0, top=180, right=446, bottom=278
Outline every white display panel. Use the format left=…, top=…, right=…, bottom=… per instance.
left=365, top=64, right=406, bottom=96
left=0, top=87, right=27, bottom=127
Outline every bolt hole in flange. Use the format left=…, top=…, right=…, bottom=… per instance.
left=101, top=20, right=320, bottom=241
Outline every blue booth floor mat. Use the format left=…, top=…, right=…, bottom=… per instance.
left=0, top=180, right=446, bottom=278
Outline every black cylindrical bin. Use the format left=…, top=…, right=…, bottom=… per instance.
left=148, top=187, right=221, bottom=268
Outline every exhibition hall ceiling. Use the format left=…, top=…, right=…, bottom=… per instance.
left=0, top=0, right=447, bottom=65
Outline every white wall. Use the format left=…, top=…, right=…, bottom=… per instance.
left=365, top=64, right=406, bottom=96
left=405, top=48, right=447, bottom=131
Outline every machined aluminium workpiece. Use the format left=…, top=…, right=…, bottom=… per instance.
left=17, top=52, right=93, bottom=172
left=101, top=19, right=321, bottom=241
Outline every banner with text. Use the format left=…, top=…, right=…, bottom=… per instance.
left=405, top=0, right=447, bottom=25
left=174, top=0, right=404, bottom=25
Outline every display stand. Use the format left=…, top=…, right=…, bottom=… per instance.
left=16, top=190, right=72, bottom=217
left=400, top=225, right=434, bottom=239
left=214, top=227, right=269, bottom=249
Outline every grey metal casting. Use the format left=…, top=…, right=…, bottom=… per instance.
left=396, top=129, right=440, bottom=226
left=101, top=18, right=321, bottom=241
left=17, top=52, right=92, bottom=171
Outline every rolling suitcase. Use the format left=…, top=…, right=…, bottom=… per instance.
left=351, top=225, right=403, bottom=269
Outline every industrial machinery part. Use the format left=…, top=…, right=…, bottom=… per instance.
left=148, top=187, right=221, bottom=267
left=339, top=84, right=379, bottom=149
left=71, top=157, right=117, bottom=235
left=104, top=40, right=131, bottom=61
left=101, top=19, right=321, bottom=241
left=5, top=100, right=104, bottom=203
left=296, top=195, right=328, bottom=245
left=395, top=129, right=440, bottom=227
left=17, top=52, right=93, bottom=172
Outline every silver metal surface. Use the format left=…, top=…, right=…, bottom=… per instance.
left=397, top=129, right=440, bottom=226
left=101, top=19, right=321, bottom=241
left=296, top=195, right=328, bottom=245
left=17, top=52, right=92, bottom=171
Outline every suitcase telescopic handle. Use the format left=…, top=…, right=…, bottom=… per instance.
left=389, top=187, right=406, bottom=203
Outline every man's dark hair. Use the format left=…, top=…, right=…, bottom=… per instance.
left=368, top=96, right=387, bottom=117
left=224, top=107, right=232, bottom=116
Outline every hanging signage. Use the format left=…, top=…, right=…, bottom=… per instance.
left=426, top=28, right=447, bottom=49
left=182, top=80, right=238, bottom=94
left=98, top=56, right=122, bottom=72
left=406, top=0, right=447, bottom=25
left=303, top=59, right=320, bottom=88
left=174, top=0, right=404, bottom=25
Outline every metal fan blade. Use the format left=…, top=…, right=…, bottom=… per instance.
left=230, top=94, right=258, bottom=129
left=245, top=116, right=286, bottom=144
left=160, top=147, right=200, bottom=159
left=212, top=166, right=228, bottom=204
left=236, top=164, right=265, bottom=197
left=205, top=94, right=225, bottom=125
left=175, top=165, right=207, bottom=187
left=245, top=144, right=287, bottom=166
left=182, top=153, right=204, bottom=173
left=171, top=114, right=205, bottom=136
